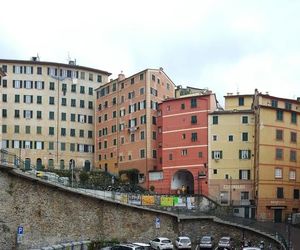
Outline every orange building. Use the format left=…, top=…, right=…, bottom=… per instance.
left=150, top=88, right=218, bottom=195
left=95, top=69, right=175, bottom=189
left=253, top=90, right=300, bottom=222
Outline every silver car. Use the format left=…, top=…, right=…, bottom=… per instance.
left=175, top=236, right=191, bottom=249
left=199, top=236, right=214, bottom=249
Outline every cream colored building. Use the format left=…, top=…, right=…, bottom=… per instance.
left=209, top=94, right=255, bottom=218
left=0, top=58, right=110, bottom=170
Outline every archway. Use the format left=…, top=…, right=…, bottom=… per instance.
left=60, top=159, right=65, bottom=170
left=171, top=170, right=194, bottom=194
left=36, top=158, right=43, bottom=170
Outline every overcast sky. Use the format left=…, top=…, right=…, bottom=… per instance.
left=1, top=0, right=300, bottom=104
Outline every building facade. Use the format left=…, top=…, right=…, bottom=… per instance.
left=208, top=94, right=255, bottom=218
left=95, top=69, right=175, bottom=189
left=150, top=88, right=218, bottom=195
left=0, top=58, right=110, bottom=170
left=253, top=90, right=300, bottom=222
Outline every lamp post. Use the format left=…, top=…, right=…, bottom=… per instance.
left=287, top=214, right=292, bottom=250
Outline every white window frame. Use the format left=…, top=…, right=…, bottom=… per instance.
left=25, top=95, right=31, bottom=104
left=25, top=110, right=32, bottom=119
left=25, top=80, right=32, bottom=89
left=14, top=140, right=20, bottom=149
left=275, top=168, right=283, bottom=178
left=15, top=80, right=21, bottom=88
left=36, top=81, right=43, bottom=89
left=241, top=150, right=249, bottom=159
left=213, top=151, right=221, bottom=159
left=79, top=144, right=84, bottom=152
left=289, top=170, right=296, bottom=180
left=25, top=141, right=31, bottom=149
left=36, top=141, right=42, bottom=150
left=240, top=170, right=248, bottom=180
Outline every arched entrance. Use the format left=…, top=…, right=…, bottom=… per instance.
left=171, top=170, right=194, bottom=194
left=25, top=158, right=31, bottom=170
left=36, top=158, right=42, bottom=170
left=84, top=160, right=91, bottom=172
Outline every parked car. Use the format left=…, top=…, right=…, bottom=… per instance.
left=217, top=237, right=233, bottom=249
left=175, top=236, right=191, bottom=249
left=149, top=237, right=174, bottom=250
left=132, top=242, right=151, bottom=250
left=110, top=243, right=145, bottom=250
left=199, top=236, right=214, bottom=249
left=242, top=248, right=261, bottom=250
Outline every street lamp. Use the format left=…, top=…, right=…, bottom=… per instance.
left=287, top=214, right=292, bottom=250
left=69, top=159, right=75, bottom=188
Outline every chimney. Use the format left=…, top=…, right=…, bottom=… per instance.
left=118, top=71, right=125, bottom=81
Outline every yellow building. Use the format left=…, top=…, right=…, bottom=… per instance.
left=0, top=58, right=110, bottom=170
left=209, top=94, right=255, bottom=218
left=253, top=90, right=300, bottom=222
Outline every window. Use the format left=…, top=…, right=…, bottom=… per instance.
left=213, top=115, right=219, bottom=124
left=14, top=125, right=19, bottom=134
left=35, top=141, right=44, bottom=150
left=13, top=80, right=21, bottom=88
left=49, top=82, right=55, bottom=90
left=239, top=170, right=250, bottom=180
left=271, top=99, right=278, bottom=108
left=128, top=91, right=135, bottom=99
left=15, top=94, right=20, bottom=103
left=36, top=126, right=42, bottom=134
left=36, top=81, right=44, bottom=90
left=37, top=96, right=42, bottom=104
left=291, top=132, right=297, bottom=143
left=80, top=86, right=85, bottom=94
left=79, top=130, right=84, bottom=138
left=150, top=88, right=157, bottom=96
left=140, top=149, right=145, bottom=158
left=24, top=95, right=33, bottom=103
left=290, top=150, right=297, bottom=162
left=289, top=170, right=296, bottom=180
left=25, top=80, right=32, bottom=89
left=277, top=187, right=284, bottom=198
left=291, top=112, right=297, bottom=124
left=70, top=129, right=76, bottom=137
left=130, top=133, right=135, bottom=142
left=213, top=169, right=217, bottom=174
left=181, top=149, right=188, bottom=156
left=140, top=131, right=145, bottom=140
left=89, top=73, right=93, bottom=81
left=80, top=100, right=85, bottom=108
left=36, top=111, right=42, bottom=119
left=140, top=115, right=146, bottom=124
left=212, top=151, right=223, bottom=159
left=285, top=102, right=292, bottom=110
left=25, top=126, right=30, bottom=134
left=242, top=132, right=248, bottom=141
left=140, top=73, right=144, bottom=80
left=88, top=101, right=93, bottom=109
left=71, top=99, right=76, bottom=107
left=238, top=97, right=244, bottom=106
left=49, top=97, right=55, bottom=105
left=2, top=125, right=7, bottom=133
left=61, top=142, right=66, bottom=151
left=2, top=94, right=7, bottom=102
left=152, top=116, right=156, bottom=125
left=112, top=111, right=117, bottom=118
left=181, top=103, right=185, bottom=110
left=276, top=129, right=283, bottom=140
left=88, top=130, right=93, bottom=138
left=15, top=110, right=20, bottom=118
left=49, top=111, right=55, bottom=120
left=60, top=112, right=66, bottom=121
left=140, top=87, right=144, bottom=95
left=152, top=150, right=157, bottom=159
left=191, top=98, right=197, bottom=108
left=228, top=135, right=234, bottom=141
left=182, top=133, right=186, bottom=139
left=89, top=87, right=93, bottom=95
left=242, top=116, right=248, bottom=124
left=294, top=189, right=299, bottom=199
left=276, top=110, right=283, bottom=121
left=49, top=127, right=55, bottom=135
left=37, top=67, right=42, bottom=75
left=97, top=74, right=102, bottom=82
left=275, top=168, right=283, bottom=178
left=61, top=98, right=67, bottom=106
left=191, top=115, right=197, bottom=124
left=61, top=128, right=66, bottom=136
left=276, top=148, right=283, bottom=160
left=152, top=74, right=155, bottom=81
left=70, top=113, right=76, bottom=122
left=130, top=77, right=134, bottom=84
left=152, top=131, right=157, bottom=140
left=241, top=191, right=249, bottom=200
left=2, top=109, right=7, bottom=118
left=239, top=150, right=251, bottom=159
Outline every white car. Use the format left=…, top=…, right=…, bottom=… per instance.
left=150, top=237, right=174, bottom=250
left=175, top=236, right=191, bottom=249
left=132, top=242, right=151, bottom=250
left=217, top=237, right=233, bottom=249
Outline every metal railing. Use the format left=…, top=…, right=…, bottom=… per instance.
left=0, top=149, right=289, bottom=249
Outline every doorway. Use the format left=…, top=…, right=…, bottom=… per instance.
left=274, top=209, right=282, bottom=223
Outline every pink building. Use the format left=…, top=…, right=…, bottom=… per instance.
left=150, top=88, right=218, bottom=195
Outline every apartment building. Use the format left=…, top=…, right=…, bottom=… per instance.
left=151, top=88, right=218, bottom=195
left=253, top=90, right=300, bottom=222
left=0, top=58, right=110, bottom=170
left=95, top=68, right=175, bottom=189
left=209, top=94, right=255, bottom=218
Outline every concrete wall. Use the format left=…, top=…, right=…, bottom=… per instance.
left=0, top=167, right=281, bottom=250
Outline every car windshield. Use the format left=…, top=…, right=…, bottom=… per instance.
left=201, top=237, right=211, bottom=243
left=162, top=240, right=171, bottom=244
left=180, top=239, right=190, bottom=243
left=220, top=238, right=229, bottom=243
